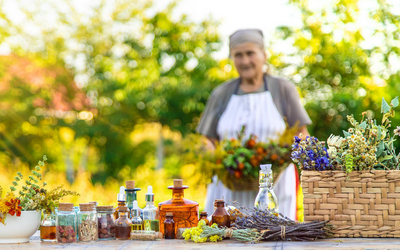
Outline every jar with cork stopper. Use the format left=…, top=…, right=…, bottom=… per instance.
left=125, top=180, right=141, bottom=219
left=163, top=212, right=175, bottom=239
left=158, top=179, right=199, bottom=238
left=78, top=203, right=98, bottom=242
left=56, top=203, right=77, bottom=243
left=97, top=206, right=115, bottom=240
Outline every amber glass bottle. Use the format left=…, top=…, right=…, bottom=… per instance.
left=211, top=200, right=230, bottom=227
left=158, top=179, right=199, bottom=238
left=164, top=213, right=175, bottom=239
left=115, top=207, right=132, bottom=240
left=199, top=212, right=209, bottom=225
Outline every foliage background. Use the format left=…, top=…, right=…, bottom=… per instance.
left=0, top=0, right=399, bottom=210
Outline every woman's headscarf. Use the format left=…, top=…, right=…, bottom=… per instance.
left=229, top=29, right=264, bottom=55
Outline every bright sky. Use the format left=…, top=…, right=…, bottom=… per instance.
left=152, top=0, right=302, bottom=59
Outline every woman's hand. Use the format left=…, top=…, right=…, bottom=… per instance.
left=296, top=125, right=310, bottom=139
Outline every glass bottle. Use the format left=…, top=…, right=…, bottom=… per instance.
left=131, top=200, right=143, bottom=230
left=125, top=180, right=141, bottom=219
left=158, top=179, right=199, bottom=238
left=163, top=213, right=175, bottom=239
left=40, top=212, right=56, bottom=242
left=115, top=206, right=132, bottom=240
left=56, top=203, right=77, bottom=243
left=114, top=186, right=128, bottom=220
left=254, top=164, right=278, bottom=213
left=97, top=206, right=115, bottom=240
left=211, top=200, right=230, bottom=227
left=143, top=185, right=159, bottom=231
left=78, top=203, right=98, bottom=242
left=199, top=211, right=209, bottom=225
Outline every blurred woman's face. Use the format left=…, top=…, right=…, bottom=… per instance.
left=231, top=42, right=266, bottom=80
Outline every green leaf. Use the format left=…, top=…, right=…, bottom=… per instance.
left=376, top=141, right=385, bottom=157
left=379, top=155, right=393, bottom=162
left=381, top=97, right=391, bottom=113
left=359, top=121, right=367, bottom=130
left=378, top=126, right=382, bottom=140
left=343, top=130, right=352, bottom=138
left=391, top=96, right=399, bottom=108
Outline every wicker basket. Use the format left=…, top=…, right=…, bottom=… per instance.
left=302, top=170, right=400, bottom=237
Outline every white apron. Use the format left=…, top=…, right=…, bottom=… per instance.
left=205, top=82, right=298, bottom=220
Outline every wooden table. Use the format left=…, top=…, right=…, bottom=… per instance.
left=1, top=231, right=399, bottom=249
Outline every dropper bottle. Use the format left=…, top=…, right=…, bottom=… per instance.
left=114, top=186, right=127, bottom=220
left=143, top=185, right=159, bottom=231
left=131, top=201, right=143, bottom=230
left=254, top=164, right=279, bottom=214
left=125, top=181, right=141, bottom=219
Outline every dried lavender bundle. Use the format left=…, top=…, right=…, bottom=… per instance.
left=231, top=207, right=333, bottom=242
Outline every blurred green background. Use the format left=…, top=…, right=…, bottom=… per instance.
left=0, top=0, right=399, bottom=208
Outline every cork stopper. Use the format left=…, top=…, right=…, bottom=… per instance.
left=79, top=203, right=94, bottom=212
left=173, top=179, right=183, bottom=188
left=166, top=212, right=173, bottom=216
left=89, top=201, right=97, bottom=206
left=59, top=203, right=74, bottom=211
left=96, top=206, right=114, bottom=212
left=126, top=180, right=135, bottom=189
left=118, top=206, right=128, bottom=212
left=200, top=211, right=208, bottom=216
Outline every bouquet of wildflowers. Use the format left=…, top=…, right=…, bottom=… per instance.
left=0, top=156, right=78, bottom=224
left=325, top=97, right=400, bottom=173
left=291, top=135, right=331, bottom=171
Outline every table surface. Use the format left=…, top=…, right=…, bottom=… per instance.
left=1, top=231, right=400, bottom=249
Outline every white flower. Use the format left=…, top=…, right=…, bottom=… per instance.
left=327, top=134, right=346, bottom=148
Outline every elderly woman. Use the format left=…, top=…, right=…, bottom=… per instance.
left=197, top=29, right=311, bottom=219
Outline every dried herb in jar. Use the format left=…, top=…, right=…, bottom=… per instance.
left=79, top=220, right=98, bottom=241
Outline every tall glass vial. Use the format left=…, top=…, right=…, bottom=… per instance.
left=131, top=200, right=143, bottom=231
left=56, top=203, right=77, bottom=243
left=254, top=164, right=278, bottom=213
left=115, top=206, right=132, bottom=240
left=125, top=180, right=141, bottom=219
left=164, top=213, right=175, bottom=239
left=143, top=185, right=159, bottom=231
left=114, top=186, right=127, bottom=220
left=78, top=203, right=98, bottom=242
left=41, top=212, right=56, bottom=242
left=158, top=179, right=199, bottom=237
left=97, top=206, right=115, bottom=240
left=211, top=200, right=230, bottom=227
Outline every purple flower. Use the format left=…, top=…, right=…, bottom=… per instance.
left=294, top=136, right=302, bottom=143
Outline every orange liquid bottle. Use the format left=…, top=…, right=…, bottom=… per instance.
left=158, top=179, right=199, bottom=238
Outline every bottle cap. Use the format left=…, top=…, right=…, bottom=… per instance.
left=145, top=185, right=154, bottom=202
left=132, top=200, right=140, bottom=217
left=79, top=203, right=93, bottom=212
left=260, top=164, right=272, bottom=174
left=59, top=203, right=74, bottom=211
left=200, top=211, right=208, bottom=216
left=117, top=186, right=126, bottom=201
left=173, top=179, right=183, bottom=188
left=126, top=180, right=135, bottom=189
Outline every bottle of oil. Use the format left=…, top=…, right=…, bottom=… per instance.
left=254, top=164, right=278, bottom=213
left=143, top=185, right=159, bottom=232
left=131, top=201, right=143, bottom=231
left=114, top=186, right=128, bottom=220
left=158, top=179, right=198, bottom=238
left=125, top=181, right=141, bottom=219
left=115, top=207, right=132, bottom=240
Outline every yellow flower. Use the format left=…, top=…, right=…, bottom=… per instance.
left=209, top=235, right=222, bottom=242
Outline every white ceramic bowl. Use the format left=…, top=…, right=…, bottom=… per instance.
left=0, top=211, right=41, bottom=243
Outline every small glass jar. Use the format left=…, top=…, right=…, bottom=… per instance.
left=56, top=203, right=77, bottom=243
left=97, top=206, right=115, bottom=240
left=164, top=212, right=175, bottom=239
left=41, top=212, right=56, bottom=242
left=78, top=203, right=98, bottom=242
left=115, top=206, right=132, bottom=240
left=199, top=211, right=209, bottom=225
left=211, top=200, right=230, bottom=227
